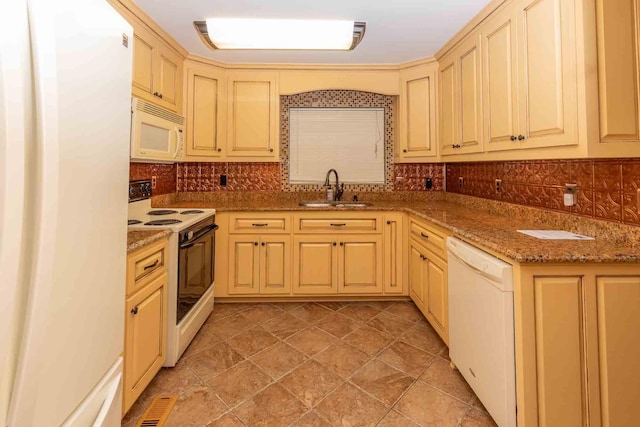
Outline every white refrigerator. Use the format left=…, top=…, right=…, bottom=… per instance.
left=0, top=0, right=132, bottom=426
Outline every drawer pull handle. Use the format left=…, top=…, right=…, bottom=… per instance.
left=131, top=307, right=139, bottom=315
left=420, top=232, right=429, bottom=239
left=144, top=259, right=159, bottom=270
left=330, top=223, right=346, bottom=227
left=252, top=223, right=269, bottom=227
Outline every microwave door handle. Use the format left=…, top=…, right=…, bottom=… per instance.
left=172, top=128, right=180, bottom=159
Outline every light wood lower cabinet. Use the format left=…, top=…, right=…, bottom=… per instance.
left=228, top=234, right=291, bottom=295
left=383, top=214, right=406, bottom=294
left=408, top=238, right=448, bottom=343
left=293, top=235, right=383, bottom=295
left=123, top=239, right=168, bottom=415
left=515, top=265, right=640, bottom=427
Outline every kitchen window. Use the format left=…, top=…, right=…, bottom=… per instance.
left=289, top=108, right=385, bottom=184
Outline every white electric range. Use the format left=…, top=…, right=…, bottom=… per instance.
left=128, top=180, right=217, bottom=366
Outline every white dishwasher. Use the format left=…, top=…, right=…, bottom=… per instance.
left=447, top=237, right=516, bottom=427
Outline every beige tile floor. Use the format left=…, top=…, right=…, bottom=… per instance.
left=122, top=301, right=498, bottom=427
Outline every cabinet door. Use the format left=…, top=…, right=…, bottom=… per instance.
left=457, top=35, right=483, bottom=154
left=424, top=251, right=447, bottom=342
left=155, top=44, right=182, bottom=112
left=131, top=25, right=156, bottom=98
left=226, top=71, right=278, bottom=158
left=124, top=272, right=167, bottom=412
left=399, top=65, right=437, bottom=158
left=483, top=8, right=519, bottom=151
left=383, top=214, right=405, bottom=294
left=595, top=276, right=640, bottom=427
left=408, top=240, right=426, bottom=312
left=438, top=58, right=456, bottom=157
left=596, top=0, right=640, bottom=143
left=228, top=236, right=260, bottom=295
left=531, top=276, right=589, bottom=426
left=292, top=236, right=338, bottom=294
left=186, top=68, right=225, bottom=158
left=517, top=0, right=578, bottom=148
left=260, top=236, right=291, bottom=295
left=338, top=235, right=383, bottom=294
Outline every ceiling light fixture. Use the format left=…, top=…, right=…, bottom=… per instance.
left=193, top=18, right=366, bottom=51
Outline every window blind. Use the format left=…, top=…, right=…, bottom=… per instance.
left=289, top=108, right=385, bottom=184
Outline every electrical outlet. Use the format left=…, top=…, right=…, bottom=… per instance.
left=495, top=179, right=502, bottom=193
left=564, top=183, right=578, bottom=207
left=151, top=176, right=157, bottom=189
left=220, top=174, right=227, bottom=186
left=425, top=178, right=433, bottom=190
left=458, top=177, right=464, bottom=190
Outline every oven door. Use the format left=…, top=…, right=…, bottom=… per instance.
left=177, top=221, right=217, bottom=323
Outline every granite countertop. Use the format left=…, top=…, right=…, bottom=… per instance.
left=157, top=195, right=640, bottom=264
left=127, top=229, right=171, bottom=254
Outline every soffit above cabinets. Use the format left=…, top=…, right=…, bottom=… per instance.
left=134, top=0, right=492, bottom=64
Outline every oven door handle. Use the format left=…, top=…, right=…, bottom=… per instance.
left=180, top=224, right=218, bottom=249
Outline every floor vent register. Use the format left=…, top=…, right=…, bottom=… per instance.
left=136, top=395, right=178, bottom=427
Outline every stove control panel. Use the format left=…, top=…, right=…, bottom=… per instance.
left=129, top=179, right=152, bottom=202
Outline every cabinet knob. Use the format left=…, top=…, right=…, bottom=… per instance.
left=254, top=242, right=258, bottom=246
left=518, top=135, right=525, bottom=141
left=153, top=91, right=158, bottom=97
left=269, top=148, right=274, bottom=153
left=386, top=220, right=391, bottom=225
left=131, top=306, right=139, bottom=315
left=332, top=242, right=337, bottom=246
left=261, top=242, right=265, bottom=246
left=510, top=135, right=517, bottom=141
left=403, top=149, right=407, bottom=153
left=340, top=242, right=344, bottom=246
left=217, top=148, right=222, bottom=152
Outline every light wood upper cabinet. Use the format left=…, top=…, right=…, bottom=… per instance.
left=398, top=64, right=438, bottom=160
left=440, top=34, right=483, bottom=156
left=596, top=0, right=640, bottom=143
left=185, top=64, right=226, bottom=158
left=516, top=0, right=578, bottom=149
left=131, top=25, right=183, bottom=113
left=482, top=8, right=519, bottom=152
left=226, top=71, right=279, bottom=159
left=438, top=59, right=456, bottom=156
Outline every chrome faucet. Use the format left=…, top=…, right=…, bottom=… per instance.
left=324, top=169, right=344, bottom=201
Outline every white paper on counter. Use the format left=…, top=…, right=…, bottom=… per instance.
left=517, top=230, right=595, bottom=240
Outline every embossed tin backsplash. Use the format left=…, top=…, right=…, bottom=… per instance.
left=446, top=159, right=640, bottom=226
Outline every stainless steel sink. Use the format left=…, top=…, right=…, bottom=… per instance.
left=299, top=201, right=371, bottom=208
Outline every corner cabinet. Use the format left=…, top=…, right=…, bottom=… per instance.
left=226, top=71, right=279, bottom=160
left=397, top=63, right=438, bottom=160
left=123, top=238, right=168, bottom=415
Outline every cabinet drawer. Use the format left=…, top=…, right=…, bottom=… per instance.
left=294, top=214, right=381, bottom=233
left=127, top=239, right=168, bottom=297
left=229, top=213, right=290, bottom=233
left=409, top=218, right=447, bottom=258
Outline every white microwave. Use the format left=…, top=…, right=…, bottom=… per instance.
left=130, top=97, right=184, bottom=162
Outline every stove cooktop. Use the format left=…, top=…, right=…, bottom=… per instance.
left=145, top=219, right=182, bottom=226
left=180, top=210, right=205, bottom=215
left=148, top=209, right=178, bottom=216
left=128, top=219, right=142, bottom=225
